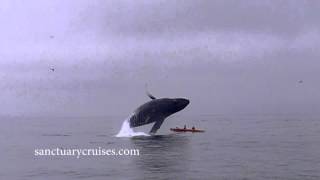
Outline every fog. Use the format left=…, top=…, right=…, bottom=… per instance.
left=0, top=0, right=319, bottom=116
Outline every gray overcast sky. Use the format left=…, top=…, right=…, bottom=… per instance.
left=0, top=0, right=319, bottom=116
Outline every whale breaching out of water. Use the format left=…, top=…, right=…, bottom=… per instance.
left=128, top=92, right=190, bottom=134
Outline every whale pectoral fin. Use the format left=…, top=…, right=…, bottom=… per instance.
left=147, top=91, right=156, bottom=100
left=149, top=118, right=165, bottom=134
left=145, top=83, right=156, bottom=100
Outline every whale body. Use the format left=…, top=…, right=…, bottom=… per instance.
left=129, top=93, right=190, bottom=134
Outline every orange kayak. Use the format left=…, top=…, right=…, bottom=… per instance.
left=170, top=128, right=205, bottom=133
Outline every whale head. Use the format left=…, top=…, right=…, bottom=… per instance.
left=156, top=98, right=190, bottom=115
left=168, top=98, right=190, bottom=113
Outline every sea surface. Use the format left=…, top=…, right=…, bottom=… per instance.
left=0, top=114, right=319, bottom=180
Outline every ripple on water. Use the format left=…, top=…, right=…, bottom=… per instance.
left=41, top=133, right=71, bottom=137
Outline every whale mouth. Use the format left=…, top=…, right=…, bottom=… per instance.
left=176, top=98, right=190, bottom=110
left=183, top=99, right=190, bottom=106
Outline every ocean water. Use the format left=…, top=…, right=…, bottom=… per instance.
left=0, top=114, right=319, bottom=180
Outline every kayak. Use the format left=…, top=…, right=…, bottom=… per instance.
left=170, top=128, right=205, bottom=133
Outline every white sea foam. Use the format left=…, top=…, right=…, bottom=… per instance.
left=115, top=117, right=150, bottom=137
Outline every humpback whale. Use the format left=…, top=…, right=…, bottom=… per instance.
left=129, top=92, right=190, bottom=134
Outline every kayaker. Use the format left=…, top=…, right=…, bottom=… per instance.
left=192, top=126, right=195, bottom=130
left=184, top=125, right=186, bottom=129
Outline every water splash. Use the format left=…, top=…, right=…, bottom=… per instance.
left=115, top=117, right=150, bottom=137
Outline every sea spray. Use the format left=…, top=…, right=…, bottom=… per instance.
left=115, top=117, right=150, bottom=137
